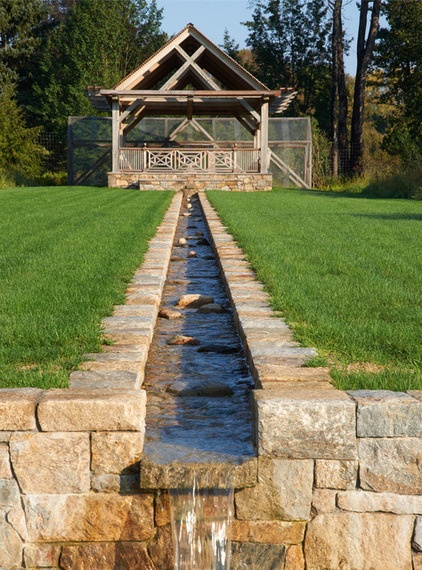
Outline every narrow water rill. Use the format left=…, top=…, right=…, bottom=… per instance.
left=143, top=192, right=255, bottom=568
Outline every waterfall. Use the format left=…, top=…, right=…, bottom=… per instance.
left=169, top=467, right=234, bottom=570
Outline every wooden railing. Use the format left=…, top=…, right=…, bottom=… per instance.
left=119, top=148, right=260, bottom=173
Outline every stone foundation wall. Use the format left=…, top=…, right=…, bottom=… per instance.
left=108, top=171, right=273, bottom=192
left=0, top=191, right=421, bottom=570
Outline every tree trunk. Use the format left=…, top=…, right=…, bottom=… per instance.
left=330, top=0, right=348, bottom=177
left=350, top=0, right=381, bottom=174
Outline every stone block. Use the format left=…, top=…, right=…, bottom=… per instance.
left=231, top=542, right=286, bottom=570
left=24, top=544, right=61, bottom=568
left=69, top=369, right=143, bottom=389
left=60, top=543, right=156, bottom=570
left=338, top=490, right=422, bottom=514
left=231, top=520, right=305, bottom=545
left=37, top=389, right=146, bottom=432
left=235, top=458, right=313, bottom=521
left=140, top=456, right=257, bottom=490
left=10, top=432, right=90, bottom=494
left=155, top=492, right=171, bottom=527
left=0, top=517, right=23, bottom=569
left=359, top=438, right=422, bottom=494
left=147, top=525, right=174, bottom=570
left=284, top=544, right=305, bottom=570
left=101, top=315, right=156, bottom=331
left=0, top=444, right=12, bottom=478
left=349, top=390, right=422, bottom=436
left=0, top=388, right=41, bottom=431
left=414, top=553, right=422, bottom=570
left=253, top=388, right=357, bottom=459
left=24, top=493, right=155, bottom=542
left=414, top=517, right=422, bottom=551
left=311, top=489, right=337, bottom=514
left=304, top=513, right=413, bottom=570
left=91, top=473, right=139, bottom=494
left=314, top=459, right=358, bottom=490
left=91, top=432, right=145, bottom=475
left=256, top=365, right=332, bottom=385
left=0, top=479, right=20, bottom=507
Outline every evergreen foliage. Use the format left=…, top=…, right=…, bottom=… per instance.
left=0, top=0, right=47, bottom=85
left=30, top=0, right=166, bottom=134
left=0, top=84, right=47, bottom=183
left=376, top=0, right=422, bottom=161
left=244, top=0, right=331, bottom=132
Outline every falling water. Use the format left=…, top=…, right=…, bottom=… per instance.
left=169, top=467, right=234, bottom=570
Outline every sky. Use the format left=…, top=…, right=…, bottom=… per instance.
left=156, top=0, right=371, bottom=76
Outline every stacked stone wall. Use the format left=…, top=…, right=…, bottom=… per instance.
left=0, top=191, right=420, bottom=569
left=108, top=172, right=273, bottom=192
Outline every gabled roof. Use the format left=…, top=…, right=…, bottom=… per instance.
left=114, top=23, right=268, bottom=92
left=88, top=24, right=296, bottom=116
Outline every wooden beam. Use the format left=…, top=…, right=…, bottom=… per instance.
left=238, top=97, right=261, bottom=123
left=187, top=95, right=193, bottom=120
left=111, top=98, right=120, bottom=172
left=102, top=89, right=283, bottom=98
left=234, top=114, right=257, bottom=136
left=122, top=106, right=147, bottom=137
left=120, top=99, right=146, bottom=123
left=169, top=118, right=189, bottom=141
left=260, top=97, right=269, bottom=173
left=190, top=118, right=215, bottom=142
left=160, top=45, right=206, bottom=91
left=174, top=45, right=221, bottom=91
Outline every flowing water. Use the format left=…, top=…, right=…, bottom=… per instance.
left=143, top=193, right=255, bottom=465
left=169, top=467, right=234, bottom=570
left=143, top=193, right=255, bottom=569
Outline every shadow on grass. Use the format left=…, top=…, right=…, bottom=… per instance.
left=351, top=213, right=422, bottom=221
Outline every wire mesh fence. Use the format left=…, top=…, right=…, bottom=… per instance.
left=37, top=132, right=67, bottom=172
left=67, top=116, right=312, bottom=188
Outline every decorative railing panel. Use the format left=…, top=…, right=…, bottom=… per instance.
left=119, top=148, right=260, bottom=173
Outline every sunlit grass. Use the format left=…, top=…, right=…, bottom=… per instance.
left=207, top=188, right=422, bottom=391
left=0, top=186, right=172, bottom=389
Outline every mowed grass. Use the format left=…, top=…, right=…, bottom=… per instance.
left=0, top=186, right=172, bottom=389
left=207, top=189, right=422, bottom=391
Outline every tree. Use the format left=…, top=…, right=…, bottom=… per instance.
left=376, top=0, right=422, bottom=160
left=220, top=29, right=240, bottom=61
left=29, top=0, right=166, bottom=134
left=329, top=0, right=350, bottom=177
left=244, top=0, right=331, bottom=128
left=0, top=0, right=47, bottom=86
left=350, top=0, right=382, bottom=174
left=0, top=84, right=47, bottom=182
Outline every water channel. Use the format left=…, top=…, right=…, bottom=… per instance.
left=143, top=192, right=255, bottom=465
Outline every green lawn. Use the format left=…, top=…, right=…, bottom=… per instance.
left=207, top=188, right=422, bottom=391
left=0, top=186, right=172, bottom=389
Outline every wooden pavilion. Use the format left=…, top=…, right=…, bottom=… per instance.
left=89, top=24, right=297, bottom=191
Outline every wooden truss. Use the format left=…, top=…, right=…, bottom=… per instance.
left=89, top=24, right=297, bottom=175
